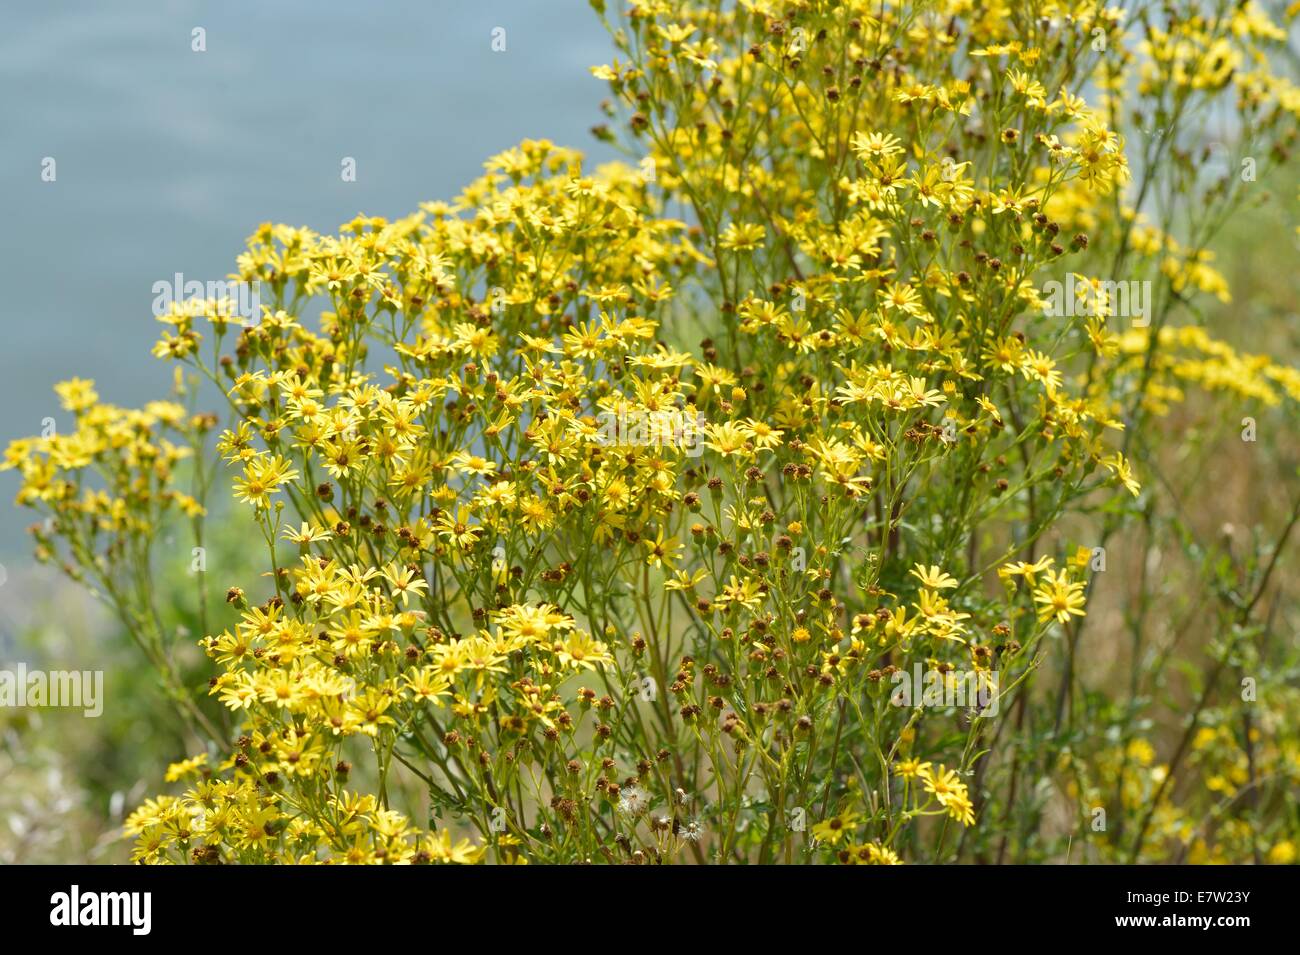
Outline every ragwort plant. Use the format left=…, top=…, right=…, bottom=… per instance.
left=4, top=0, right=1299, bottom=864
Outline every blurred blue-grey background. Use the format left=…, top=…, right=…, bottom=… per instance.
left=0, top=0, right=617, bottom=562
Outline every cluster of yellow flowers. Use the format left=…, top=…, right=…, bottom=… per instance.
left=5, top=0, right=1298, bottom=864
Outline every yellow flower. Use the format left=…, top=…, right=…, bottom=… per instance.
left=233, top=454, right=300, bottom=508
left=642, top=528, right=683, bottom=568
left=894, top=758, right=932, bottom=779
left=552, top=630, right=614, bottom=671
left=812, top=810, right=860, bottom=845
left=999, top=555, right=1054, bottom=587
left=718, top=222, right=765, bottom=251
left=1268, top=841, right=1296, bottom=865
left=164, top=754, right=208, bottom=782
left=919, top=764, right=976, bottom=826
left=1032, top=569, right=1087, bottom=624
left=434, top=505, right=482, bottom=549
left=1102, top=452, right=1141, bottom=497
left=910, top=564, right=958, bottom=590
left=54, top=377, right=99, bottom=414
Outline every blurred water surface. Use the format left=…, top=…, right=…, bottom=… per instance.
left=0, top=0, right=617, bottom=560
